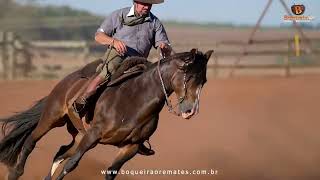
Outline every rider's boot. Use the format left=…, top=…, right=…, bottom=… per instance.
left=73, top=75, right=106, bottom=113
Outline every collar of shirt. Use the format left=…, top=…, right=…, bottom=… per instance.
left=126, top=5, right=152, bottom=21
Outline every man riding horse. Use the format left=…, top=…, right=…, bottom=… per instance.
left=73, top=0, right=171, bottom=156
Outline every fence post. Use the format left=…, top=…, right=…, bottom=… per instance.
left=213, top=55, right=219, bottom=78
left=4, top=31, right=15, bottom=80
left=284, top=40, right=291, bottom=77
left=0, top=31, right=4, bottom=78
left=82, top=41, right=90, bottom=63
left=212, top=43, right=219, bottom=78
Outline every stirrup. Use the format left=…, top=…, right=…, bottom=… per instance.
left=138, top=140, right=155, bottom=156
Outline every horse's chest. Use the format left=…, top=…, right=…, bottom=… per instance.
left=125, top=115, right=159, bottom=143
left=139, top=116, right=159, bottom=137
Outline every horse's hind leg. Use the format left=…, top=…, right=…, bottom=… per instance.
left=105, top=144, right=139, bottom=180
left=45, top=121, right=82, bottom=180
left=55, top=127, right=101, bottom=180
left=7, top=114, right=66, bottom=180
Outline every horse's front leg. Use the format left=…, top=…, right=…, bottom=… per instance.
left=55, top=127, right=101, bottom=180
left=105, top=144, right=139, bottom=180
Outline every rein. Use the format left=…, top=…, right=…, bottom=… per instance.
left=156, top=54, right=189, bottom=117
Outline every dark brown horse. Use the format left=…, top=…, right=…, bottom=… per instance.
left=0, top=48, right=213, bottom=180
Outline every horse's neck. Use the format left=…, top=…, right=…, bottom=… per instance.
left=152, top=61, right=175, bottom=95
left=136, top=61, right=175, bottom=103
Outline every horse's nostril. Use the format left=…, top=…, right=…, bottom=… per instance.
left=186, top=109, right=192, bottom=114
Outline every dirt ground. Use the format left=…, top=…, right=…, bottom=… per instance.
left=0, top=75, right=320, bottom=180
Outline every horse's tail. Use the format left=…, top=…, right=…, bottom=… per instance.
left=0, top=97, right=47, bottom=167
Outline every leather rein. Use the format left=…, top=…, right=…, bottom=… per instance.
left=156, top=52, right=192, bottom=117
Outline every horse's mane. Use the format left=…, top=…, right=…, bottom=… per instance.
left=144, top=51, right=195, bottom=71
left=160, top=51, right=195, bottom=64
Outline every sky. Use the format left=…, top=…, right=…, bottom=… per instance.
left=29, top=0, right=320, bottom=26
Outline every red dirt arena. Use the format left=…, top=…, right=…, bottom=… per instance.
left=0, top=75, right=320, bottom=180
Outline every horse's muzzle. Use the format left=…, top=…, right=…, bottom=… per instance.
left=181, top=86, right=202, bottom=119
left=181, top=107, right=196, bottom=119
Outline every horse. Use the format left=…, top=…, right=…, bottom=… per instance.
left=0, top=48, right=213, bottom=180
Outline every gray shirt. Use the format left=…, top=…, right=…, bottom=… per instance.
left=97, top=6, right=170, bottom=58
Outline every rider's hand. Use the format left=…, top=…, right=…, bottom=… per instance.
left=159, top=42, right=172, bottom=58
left=112, top=38, right=127, bottom=56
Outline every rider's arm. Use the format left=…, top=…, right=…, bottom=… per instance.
left=95, top=9, right=119, bottom=46
left=95, top=9, right=127, bottom=55
left=95, top=32, right=127, bottom=56
left=153, top=18, right=171, bottom=57
left=95, top=32, right=115, bottom=46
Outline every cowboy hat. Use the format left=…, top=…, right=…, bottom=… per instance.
left=134, top=0, right=164, bottom=4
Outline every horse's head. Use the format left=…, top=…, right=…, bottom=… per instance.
left=171, top=49, right=213, bottom=119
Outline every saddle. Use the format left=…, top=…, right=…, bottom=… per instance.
left=79, top=57, right=151, bottom=86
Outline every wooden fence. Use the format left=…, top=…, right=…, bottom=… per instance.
left=207, top=38, right=320, bottom=77
left=1, top=31, right=320, bottom=79
left=0, top=31, right=90, bottom=80
left=0, top=31, right=33, bottom=80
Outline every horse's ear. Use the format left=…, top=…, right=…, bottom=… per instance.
left=205, top=50, right=214, bottom=61
left=190, top=48, right=198, bottom=54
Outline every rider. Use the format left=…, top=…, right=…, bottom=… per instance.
left=74, top=0, right=171, bottom=155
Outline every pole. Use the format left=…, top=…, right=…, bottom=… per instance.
left=284, top=40, right=291, bottom=77
left=0, top=31, right=4, bottom=78
left=5, top=31, right=15, bottom=80
left=294, top=34, right=300, bottom=57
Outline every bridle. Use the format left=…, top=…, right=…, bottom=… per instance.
left=156, top=53, right=193, bottom=116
